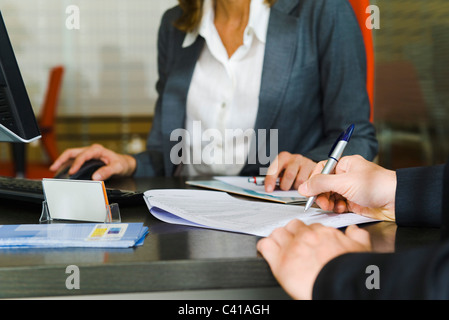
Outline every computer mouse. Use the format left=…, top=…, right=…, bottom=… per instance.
left=54, top=159, right=106, bottom=180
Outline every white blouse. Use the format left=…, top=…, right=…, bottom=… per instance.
left=180, top=0, right=271, bottom=176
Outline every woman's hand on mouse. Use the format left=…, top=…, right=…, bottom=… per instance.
left=50, top=144, right=137, bottom=181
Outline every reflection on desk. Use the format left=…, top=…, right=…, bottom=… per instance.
left=0, top=177, right=441, bottom=299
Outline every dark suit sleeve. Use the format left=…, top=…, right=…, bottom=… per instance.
left=313, top=243, right=449, bottom=299
left=395, top=165, right=445, bottom=227
left=312, top=162, right=449, bottom=299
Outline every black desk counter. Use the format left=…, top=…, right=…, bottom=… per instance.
left=0, top=177, right=441, bottom=299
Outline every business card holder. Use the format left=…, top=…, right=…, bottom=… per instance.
left=39, top=179, right=121, bottom=224
left=40, top=200, right=121, bottom=224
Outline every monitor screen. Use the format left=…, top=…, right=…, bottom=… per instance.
left=0, top=11, right=41, bottom=143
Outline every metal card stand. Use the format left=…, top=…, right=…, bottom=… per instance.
left=39, top=201, right=121, bottom=224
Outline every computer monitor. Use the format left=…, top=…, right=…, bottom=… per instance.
left=0, top=11, right=41, bottom=143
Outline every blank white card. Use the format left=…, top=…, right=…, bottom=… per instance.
left=42, top=179, right=109, bottom=222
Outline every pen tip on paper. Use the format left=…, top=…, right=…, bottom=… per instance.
left=304, top=196, right=315, bottom=212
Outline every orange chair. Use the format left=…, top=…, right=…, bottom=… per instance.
left=39, top=65, right=64, bottom=163
left=348, top=0, right=375, bottom=122
left=374, top=61, right=433, bottom=168
left=9, top=66, right=64, bottom=178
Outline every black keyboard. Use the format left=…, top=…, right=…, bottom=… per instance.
left=0, top=176, right=144, bottom=205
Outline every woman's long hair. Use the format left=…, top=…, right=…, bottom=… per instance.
left=174, top=0, right=277, bottom=32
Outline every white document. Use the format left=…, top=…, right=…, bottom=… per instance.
left=186, top=176, right=306, bottom=204
left=144, top=189, right=378, bottom=237
left=214, top=176, right=305, bottom=198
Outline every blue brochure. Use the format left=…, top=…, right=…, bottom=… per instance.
left=0, top=223, right=148, bottom=249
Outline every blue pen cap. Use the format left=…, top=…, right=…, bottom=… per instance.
left=328, top=124, right=355, bottom=158
left=342, top=124, right=355, bottom=142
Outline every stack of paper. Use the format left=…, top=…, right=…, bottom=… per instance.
left=144, top=190, right=378, bottom=237
left=0, top=223, right=148, bottom=249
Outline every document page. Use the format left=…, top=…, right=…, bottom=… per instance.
left=214, top=176, right=304, bottom=198
left=186, top=177, right=306, bottom=204
left=144, top=190, right=378, bottom=237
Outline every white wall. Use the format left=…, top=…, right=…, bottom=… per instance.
left=2, top=0, right=178, bottom=116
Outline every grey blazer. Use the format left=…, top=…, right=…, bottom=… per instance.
left=133, top=0, right=378, bottom=177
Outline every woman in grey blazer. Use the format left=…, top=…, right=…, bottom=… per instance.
left=51, top=0, right=378, bottom=187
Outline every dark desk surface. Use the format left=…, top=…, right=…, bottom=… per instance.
left=0, top=177, right=442, bottom=299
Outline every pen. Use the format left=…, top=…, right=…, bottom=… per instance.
left=248, top=177, right=280, bottom=186
left=304, top=124, right=355, bottom=212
